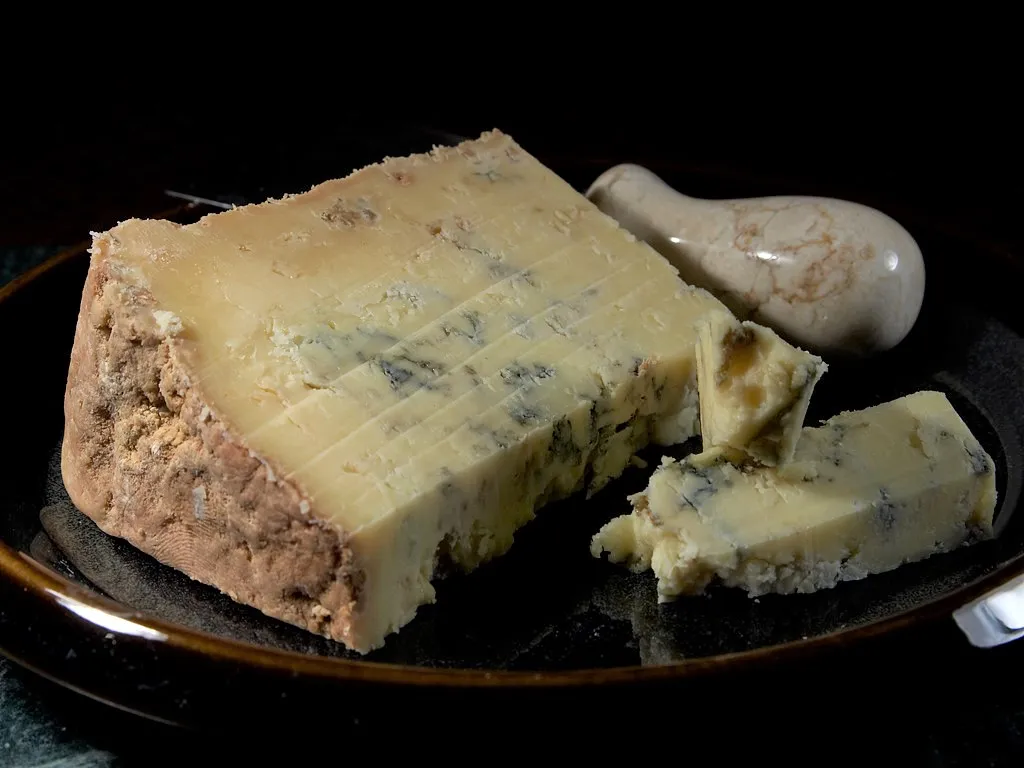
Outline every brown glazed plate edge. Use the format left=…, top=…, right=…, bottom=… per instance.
left=2, top=220, right=1024, bottom=691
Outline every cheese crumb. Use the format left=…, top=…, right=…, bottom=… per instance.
left=247, top=448, right=277, bottom=482
left=192, top=485, right=207, bottom=520
left=152, top=310, right=183, bottom=336
left=299, top=500, right=310, bottom=515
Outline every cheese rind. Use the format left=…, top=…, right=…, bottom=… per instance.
left=62, top=130, right=726, bottom=652
left=696, top=310, right=826, bottom=466
left=591, top=391, right=997, bottom=601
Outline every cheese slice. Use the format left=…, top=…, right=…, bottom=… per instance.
left=696, top=310, right=826, bottom=465
left=591, top=391, right=997, bottom=601
left=62, top=129, right=727, bottom=652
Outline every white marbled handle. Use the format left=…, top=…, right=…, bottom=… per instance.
left=587, top=164, right=926, bottom=356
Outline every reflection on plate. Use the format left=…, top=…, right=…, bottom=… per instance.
left=33, top=312, right=1022, bottom=671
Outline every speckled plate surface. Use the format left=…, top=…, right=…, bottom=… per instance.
left=2, top=151, right=1023, bottom=730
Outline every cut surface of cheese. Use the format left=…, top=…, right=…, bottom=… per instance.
left=591, top=391, right=997, bottom=601
left=61, top=130, right=727, bottom=652
left=696, top=310, right=826, bottom=466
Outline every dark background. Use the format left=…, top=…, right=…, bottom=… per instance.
left=2, top=101, right=1022, bottom=764
left=5, top=102, right=1021, bottom=254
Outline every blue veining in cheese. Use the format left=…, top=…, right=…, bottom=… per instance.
left=592, top=391, right=998, bottom=601
left=93, top=130, right=728, bottom=651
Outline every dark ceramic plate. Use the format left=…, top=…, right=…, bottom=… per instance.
left=2, top=133, right=1024, bottom=732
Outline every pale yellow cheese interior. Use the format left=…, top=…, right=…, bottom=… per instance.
left=94, top=130, right=726, bottom=650
left=593, top=391, right=998, bottom=600
left=696, top=310, right=826, bottom=466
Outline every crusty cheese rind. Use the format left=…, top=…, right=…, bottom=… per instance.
left=61, top=249, right=364, bottom=647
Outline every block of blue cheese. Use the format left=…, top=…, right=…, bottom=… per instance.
left=696, top=309, right=827, bottom=466
left=61, top=129, right=730, bottom=653
left=591, top=391, right=997, bottom=601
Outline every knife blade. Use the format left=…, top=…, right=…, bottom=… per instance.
left=954, top=573, right=1024, bottom=648
left=164, top=190, right=233, bottom=209
left=163, top=125, right=473, bottom=214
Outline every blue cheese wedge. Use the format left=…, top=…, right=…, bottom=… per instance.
left=62, top=129, right=728, bottom=653
left=591, top=391, right=997, bottom=600
left=696, top=310, right=826, bottom=466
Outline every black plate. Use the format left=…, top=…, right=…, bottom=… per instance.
left=2, top=139, right=1023, bottom=731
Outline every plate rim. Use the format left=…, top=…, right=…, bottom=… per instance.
left=3, top=209, right=1024, bottom=689
left=4, top=531, right=1024, bottom=688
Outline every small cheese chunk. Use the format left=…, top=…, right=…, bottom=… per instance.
left=591, top=391, right=997, bottom=601
left=696, top=310, right=826, bottom=465
left=63, top=129, right=728, bottom=653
